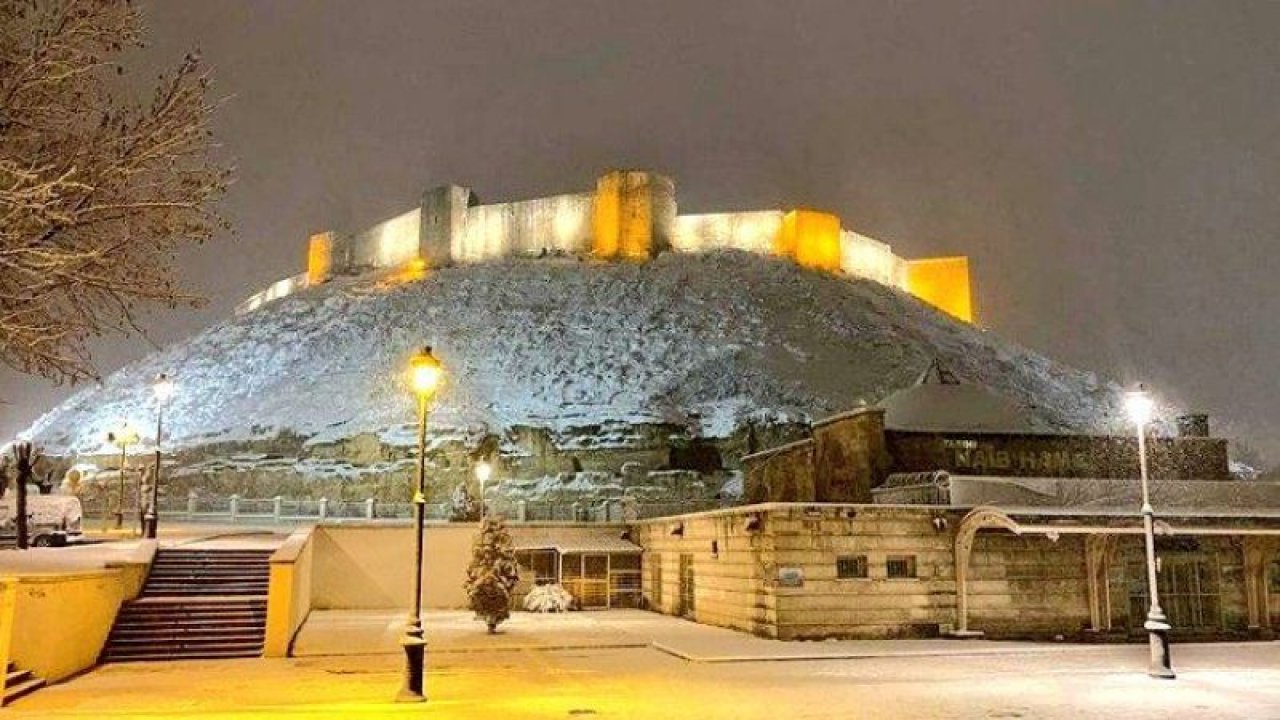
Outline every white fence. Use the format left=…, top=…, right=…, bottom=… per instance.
left=82, top=494, right=726, bottom=526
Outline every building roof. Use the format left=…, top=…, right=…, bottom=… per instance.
left=879, top=359, right=1037, bottom=433
left=512, top=529, right=641, bottom=555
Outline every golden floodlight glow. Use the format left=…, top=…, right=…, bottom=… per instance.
left=409, top=346, right=444, bottom=398
left=904, top=256, right=974, bottom=323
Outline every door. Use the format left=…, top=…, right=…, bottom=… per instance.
left=571, top=554, right=610, bottom=609
left=678, top=553, right=695, bottom=619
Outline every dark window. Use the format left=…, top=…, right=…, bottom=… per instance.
left=836, top=555, right=868, bottom=579
left=886, top=555, right=917, bottom=579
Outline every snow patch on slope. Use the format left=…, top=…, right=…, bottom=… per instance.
left=23, top=251, right=1129, bottom=455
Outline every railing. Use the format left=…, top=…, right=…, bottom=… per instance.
left=80, top=494, right=728, bottom=526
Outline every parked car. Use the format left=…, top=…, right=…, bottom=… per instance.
left=0, top=490, right=84, bottom=547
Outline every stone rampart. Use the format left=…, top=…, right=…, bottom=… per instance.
left=237, top=168, right=975, bottom=322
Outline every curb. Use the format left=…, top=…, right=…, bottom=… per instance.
left=649, top=641, right=1115, bottom=664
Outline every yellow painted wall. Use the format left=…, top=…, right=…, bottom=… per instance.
left=306, top=231, right=335, bottom=285
left=310, top=524, right=476, bottom=610
left=905, top=256, right=974, bottom=323
left=264, top=527, right=315, bottom=657
left=307, top=523, right=635, bottom=612
left=777, top=210, right=842, bottom=272
left=592, top=171, right=657, bottom=260
left=1, top=571, right=126, bottom=683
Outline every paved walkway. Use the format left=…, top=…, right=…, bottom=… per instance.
left=10, top=640, right=1280, bottom=719
left=296, top=608, right=1135, bottom=662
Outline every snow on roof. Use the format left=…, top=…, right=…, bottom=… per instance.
left=512, top=529, right=641, bottom=554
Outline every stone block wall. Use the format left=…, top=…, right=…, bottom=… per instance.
left=966, top=533, right=1090, bottom=637
left=671, top=210, right=784, bottom=255
left=634, top=510, right=777, bottom=636
left=635, top=505, right=957, bottom=640
left=456, top=192, right=595, bottom=262
left=743, top=440, right=816, bottom=503
left=348, top=207, right=422, bottom=271
left=811, top=409, right=890, bottom=503
left=765, top=505, right=956, bottom=640
left=841, top=230, right=906, bottom=287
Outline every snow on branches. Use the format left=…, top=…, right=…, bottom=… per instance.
left=0, top=0, right=230, bottom=383
left=464, top=514, right=520, bottom=633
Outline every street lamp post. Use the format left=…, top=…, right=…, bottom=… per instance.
left=107, top=423, right=139, bottom=531
left=399, top=346, right=443, bottom=703
left=474, top=460, right=492, bottom=519
left=145, top=374, right=175, bottom=539
left=1125, top=385, right=1175, bottom=679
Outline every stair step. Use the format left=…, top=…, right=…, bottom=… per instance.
left=102, top=647, right=263, bottom=662
left=122, top=605, right=265, bottom=613
left=6, top=668, right=33, bottom=686
left=150, top=569, right=269, bottom=574
left=111, top=623, right=265, bottom=636
left=140, top=590, right=268, bottom=597
left=117, top=612, right=266, bottom=622
left=106, top=634, right=265, bottom=647
left=123, top=605, right=266, bottom=615
left=3, top=676, right=45, bottom=705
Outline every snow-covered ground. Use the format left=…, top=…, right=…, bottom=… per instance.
left=23, top=250, right=1130, bottom=458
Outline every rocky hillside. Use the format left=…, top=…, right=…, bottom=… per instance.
left=21, top=250, right=1132, bottom=500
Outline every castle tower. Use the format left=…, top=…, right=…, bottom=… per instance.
left=421, top=184, right=474, bottom=268
left=306, top=231, right=336, bottom=285
left=776, top=209, right=842, bottom=272
left=592, top=170, right=675, bottom=260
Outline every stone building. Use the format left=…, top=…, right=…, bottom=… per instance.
left=633, top=502, right=1280, bottom=641
left=743, top=362, right=1231, bottom=506
left=642, top=363, right=1280, bottom=641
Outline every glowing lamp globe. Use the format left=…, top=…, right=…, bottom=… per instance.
left=475, top=460, right=493, bottom=483
left=409, top=346, right=443, bottom=398
left=154, top=373, right=175, bottom=403
left=108, top=422, right=139, bottom=448
left=1124, top=386, right=1154, bottom=426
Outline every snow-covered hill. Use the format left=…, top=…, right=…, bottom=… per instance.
left=25, top=250, right=1127, bottom=461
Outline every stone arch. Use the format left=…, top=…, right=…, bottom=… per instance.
left=953, top=506, right=1021, bottom=635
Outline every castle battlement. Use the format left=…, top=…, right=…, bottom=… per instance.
left=237, top=169, right=974, bottom=322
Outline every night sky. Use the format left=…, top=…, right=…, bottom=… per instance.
left=3, top=1, right=1277, bottom=464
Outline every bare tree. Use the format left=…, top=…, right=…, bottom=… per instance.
left=0, top=0, right=230, bottom=383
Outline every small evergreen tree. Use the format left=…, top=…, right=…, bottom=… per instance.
left=464, top=515, right=520, bottom=633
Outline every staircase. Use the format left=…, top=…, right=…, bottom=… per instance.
left=3, top=663, right=45, bottom=706
left=101, top=548, right=272, bottom=662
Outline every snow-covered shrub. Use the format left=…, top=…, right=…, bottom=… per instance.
left=522, top=583, right=575, bottom=613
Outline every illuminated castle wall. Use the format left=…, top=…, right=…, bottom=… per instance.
left=239, top=169, right=974, bottom=322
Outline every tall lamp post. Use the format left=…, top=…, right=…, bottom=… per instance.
left=475, top=460, right=492, bottom=519
left=144, top=374, right=175, bottom=539
left=106, top=423, right=139, bottom=531
left=399, top=346, right=443, bottom=703
left=1125, top=385, right=1175, bottom=679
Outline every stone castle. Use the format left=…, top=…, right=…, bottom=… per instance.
left=238, top=169, right=975, bottom=322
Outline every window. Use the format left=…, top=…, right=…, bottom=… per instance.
left=836, top=555, right=868, bottom=580
left=886, top=555, right=918, bottom=579
left=515, top=550, right=558, bottom=586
